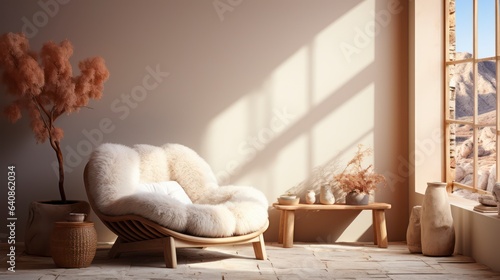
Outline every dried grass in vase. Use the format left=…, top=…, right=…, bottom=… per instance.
left=333, top=144, right=386, bottom=194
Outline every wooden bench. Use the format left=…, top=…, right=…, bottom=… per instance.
left=273, top=202, right=391, bottom=248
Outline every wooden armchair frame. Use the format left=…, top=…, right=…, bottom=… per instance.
left=84, top=165, right=268, bottom=268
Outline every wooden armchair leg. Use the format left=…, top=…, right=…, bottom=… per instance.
left=163, top=236, right=177, bottom=268
left=252, top=234, right=267, bottom=260
left=109, top=237, right=123, bottom=259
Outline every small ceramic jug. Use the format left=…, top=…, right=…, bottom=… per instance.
left=306, top=190, right=316, bottom=204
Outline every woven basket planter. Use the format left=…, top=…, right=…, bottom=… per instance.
left=25, top=200, right=90, bottom=256
left=50, top=221, right=97, bottom=268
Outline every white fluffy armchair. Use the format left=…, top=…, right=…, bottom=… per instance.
left=84, top=143, right=269, bottom=268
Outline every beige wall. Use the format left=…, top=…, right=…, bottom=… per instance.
left=409, top=0, right=500, bottom=272
left=408, top=0, right=445, bottom=201
left=0, top=0, right=408, bottom=245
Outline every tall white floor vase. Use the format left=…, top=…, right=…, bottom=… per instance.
left=421, top=182, right=455, bottom=256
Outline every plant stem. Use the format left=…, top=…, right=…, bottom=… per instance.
left=31, top=94, right=66, bottom=202
left=54, top=140, right=66, bottom=202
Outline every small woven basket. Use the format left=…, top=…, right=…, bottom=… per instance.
left=50, top=221, right=97, bottom=268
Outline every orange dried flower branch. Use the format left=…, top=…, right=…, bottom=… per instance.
left=0, top=32, right=110, bottom=202
left=333, top=144, right=386, bottom=194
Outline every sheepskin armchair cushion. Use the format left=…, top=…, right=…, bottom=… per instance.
left=85, top=143, right=269, bottom=237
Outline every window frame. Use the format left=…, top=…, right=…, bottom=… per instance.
left=444, top=0, right=500, bottom=195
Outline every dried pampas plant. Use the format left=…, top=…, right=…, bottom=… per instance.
left=333, top=144, right=386, bottom=194
left=0, top=32, right=110, bottom=202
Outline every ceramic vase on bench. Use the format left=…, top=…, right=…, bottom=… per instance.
left=320, top=185, right=335, bottom=205
left=306, top=190, right=316, bottom=204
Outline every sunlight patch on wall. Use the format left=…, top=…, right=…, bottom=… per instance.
left=201, top=0, right=386, bottom=192
left=312, top=0, right=375, bottom=106
left=336, top=210, right=373, bottom=242
left=312, top=83, right=375, bottom=166
left=202, top=95, right=251, bottom=167
left=267, top=134, right=310, bottom=199
left=203, top=45, right=310, bottom=187
left=268, top=45, right=309, bottom=114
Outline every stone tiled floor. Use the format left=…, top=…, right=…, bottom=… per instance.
left=1, top=242, right=500, bottom=279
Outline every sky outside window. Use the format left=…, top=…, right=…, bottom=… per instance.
left=455, top=0, right=496, bottom=58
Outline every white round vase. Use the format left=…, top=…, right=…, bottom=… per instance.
left=320, top=185, right=335, bottom=205
left=420, top=182, right=455, bottom=257
left=305, top=190, right=316, bottom=204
